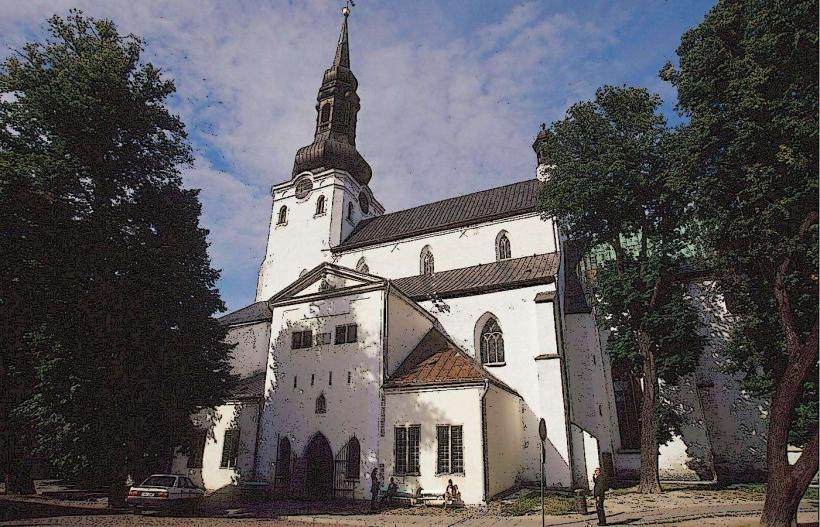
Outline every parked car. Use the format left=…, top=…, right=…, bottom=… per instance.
left=126, top=474, right=204, bottom=514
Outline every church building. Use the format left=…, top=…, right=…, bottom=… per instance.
left=173, top=8, right=767, bottom=503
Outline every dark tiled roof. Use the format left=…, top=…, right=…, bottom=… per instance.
left=384, top=328, right=517, bottom=395
left=218, top=301, right=272, bottom=326
left=562, top=239, right=592, bottom=314
left=392, top=253, right=558, bottom=300
left=334, top=179, right=543, bottom=251
left=229, top=371, right=266, bottom=401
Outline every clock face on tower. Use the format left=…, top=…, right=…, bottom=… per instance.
left=295, top=178, right=313, bottom=199
left=536, top=163, right=552, bottom=181
left=358, top=191, right=370, bottom=214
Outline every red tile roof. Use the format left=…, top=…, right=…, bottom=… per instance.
left=384, top=328, right=517, bottom=396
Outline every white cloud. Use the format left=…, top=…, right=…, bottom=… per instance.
left=0, top=0, right=692, bottom=310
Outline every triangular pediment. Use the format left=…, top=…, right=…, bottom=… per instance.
left=269, top=262, right=384, bottom=304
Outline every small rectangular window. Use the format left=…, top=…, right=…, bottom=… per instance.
left=293, top=376, right=297, bottom=389
left=291, top=330, right=312, bottom=349
left=315, top=332, right=331, bottom=346
left=329, top=371, right=333, bottom=386
left=220, top=429, right=240, bottom=469
left=347, top=371, right=351, bottom=384
left=334, top=324, right=358, bottom=344
left=311, top=374, right=315, bottom=386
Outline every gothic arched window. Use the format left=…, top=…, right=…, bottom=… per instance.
left=275, top=437, right=291, bottom=483
left=420, top=246, right=434, bottom=275
left=277, top=205, right=288, bottom=225
left=315, top=393, right=327, bottom=414
left=346, top=437, right=361, bottom=480
left=347, top=202, right=354, bottom=221
left=496, top=231, right=511, bottom=260
left=356, top=257, right=369, bottom=274
left=315, top=195, right=326, bottom=216
left=479, top=318, right=505, bottom=364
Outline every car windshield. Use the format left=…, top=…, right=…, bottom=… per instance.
left=140, top=476, right=176, bottom=488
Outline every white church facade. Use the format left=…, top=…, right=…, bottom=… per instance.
left=173, top=10, right=767, bottom=504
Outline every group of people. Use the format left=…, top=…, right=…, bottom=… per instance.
left=368, top=466, right=608, bottom=526
left=368, top=469, right=462, bottom=512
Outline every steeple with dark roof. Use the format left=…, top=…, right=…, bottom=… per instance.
left=292, top=7, right=372, bottom=185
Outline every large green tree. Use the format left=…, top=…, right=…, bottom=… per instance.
left=0, top=12, right=234, bottom=500
left=666, top=1, right=818, bottom=525
left=537, top=85, right=704, bottom=493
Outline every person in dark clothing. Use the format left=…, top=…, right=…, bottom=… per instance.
left=369, top=468, right=380, bottom=512
left=592, top=467, right=608, bottom=526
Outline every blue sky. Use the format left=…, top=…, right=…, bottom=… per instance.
left=1, top=0, right=716, bottom=313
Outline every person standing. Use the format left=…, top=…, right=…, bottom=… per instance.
left=369, top=468, right=380, bottom=513
left=592, top=467, right=608, bottom=526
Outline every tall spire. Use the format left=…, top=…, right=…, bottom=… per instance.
left=291, top=5, right=372, bottom=186
left=333, top=9, right=350, bottom=68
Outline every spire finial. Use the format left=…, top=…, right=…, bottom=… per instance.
left=333, top=1, right=352, bottom=68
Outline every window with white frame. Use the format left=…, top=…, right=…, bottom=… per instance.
left=479, top=318, right=504, bottom=364
left=436, top=425, right=464, bottom=474
left=394, top=425, right=420, bottom=475
left=420, top=245, right=434, bottom=275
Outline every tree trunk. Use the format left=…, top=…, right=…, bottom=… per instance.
left=759, top=319, right=819, bottom=527
left=638, top=329, right=662, bottom=494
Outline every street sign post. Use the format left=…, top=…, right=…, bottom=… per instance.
left=538, top=418, right=547, bottom=527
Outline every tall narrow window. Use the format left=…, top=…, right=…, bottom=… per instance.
left=320, top=104, right=331, bottom=123
left=348, top=202, right=354, bottom=220
left=315, top=393, right=326, bottom=414
left=277, top=205, right=288, bottom=225
left=356, top=257, right=369, bottom=274
left=394, top=425, right=420, bottom=475
left=437, top=425, right=464, bottom=474
left=496, top=231, right=511, bottom=260
left=220, top=429, right=240, bottom=469
left=187, top=430, right=207, bottom=469
left=315, top=195, right=326, bottom=215
left=346, top=437, right=361, bottom=480
left=420, top=245, right=434, bottom=275
left=479, top=317, right=505, bottom=364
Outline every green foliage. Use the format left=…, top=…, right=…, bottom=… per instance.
left=0, top=11, right=234, bottom=487
left=667, top=0, right=818, bottom=446
left=500, top=492, right=576, bottom=516
left=538, top=86, right=704, bottom=446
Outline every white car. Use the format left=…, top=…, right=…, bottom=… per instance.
left=126, top=474, right=204, bottom=514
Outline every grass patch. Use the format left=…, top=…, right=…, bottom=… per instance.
left=500, top=492, right=576, bottom=516
left=725, top=483, right=818, bottom=501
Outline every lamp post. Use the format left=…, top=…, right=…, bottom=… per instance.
left=538, top=418, right=547, bottom=527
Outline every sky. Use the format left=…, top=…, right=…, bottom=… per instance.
left=0, top=0, right=717, bottom=313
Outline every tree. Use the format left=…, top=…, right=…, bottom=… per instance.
left=537, top=85, right=704, bottom=493
left=0, top=12, right=235, bottom=500
left=666, top=1, right=818, bottom=525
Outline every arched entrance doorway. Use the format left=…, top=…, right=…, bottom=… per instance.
left=304, top=433, right=333, bottom=500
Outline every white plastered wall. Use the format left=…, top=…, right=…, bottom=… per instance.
left=256, top=290, right=385, bottom=499
left=334, top=212, right=557, bottom=280
left=225, top=322, right=271, bottom=379
left=385, top=290, right=435, bottom=376
left=484, top=384, right=523, bottom=497
left=382, top=386, right=485, bottom=504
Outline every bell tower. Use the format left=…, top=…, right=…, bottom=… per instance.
left=256, top=6, right=382, bottom=301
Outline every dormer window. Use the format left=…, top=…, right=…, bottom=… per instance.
left=277, top=205, right=288, bottom=225
left=315, top=195, right=326, bottom=216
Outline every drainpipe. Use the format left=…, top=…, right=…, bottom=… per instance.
left=480, top=379, right=490, bottom=503
left=252, top=396, right=264, bottom=481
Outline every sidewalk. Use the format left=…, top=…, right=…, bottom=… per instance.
left=280, top=501, right=819, bottom=527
